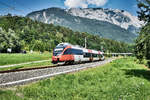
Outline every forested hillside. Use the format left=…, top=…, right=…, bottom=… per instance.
left=0, top=15, right=133, bottom=53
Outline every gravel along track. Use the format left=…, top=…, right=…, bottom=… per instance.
left=0, top=58, right=115, bottom=88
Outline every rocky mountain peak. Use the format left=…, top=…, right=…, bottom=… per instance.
left=67, top=8, right=144, bottom=31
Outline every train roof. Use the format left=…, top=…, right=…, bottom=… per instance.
left=56, top=43, right=103, bottom=54
left=56, top=43, right=71, bottom=47
left=57, top=43, right=82, bottom=49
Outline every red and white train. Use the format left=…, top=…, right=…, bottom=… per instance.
left=52, top=43, right=104, bottom=64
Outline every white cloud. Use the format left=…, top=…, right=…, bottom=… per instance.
left=64, top=0, right=88, bottom=8
left=64, top=0, right=107, bottom=8
left=87, top=0, right=107, bottom=6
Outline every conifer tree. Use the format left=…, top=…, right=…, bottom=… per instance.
left=136, top=0, right=150, bottom=66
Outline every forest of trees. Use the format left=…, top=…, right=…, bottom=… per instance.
left=135, top=0, right=150, bottom=66
left=0, top=15, right=133, bottom=53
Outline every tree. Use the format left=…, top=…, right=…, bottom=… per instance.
left=34, top=40, right=45, bottom=52
left=0, top=28, right=21, bottom=53
left=136, top=0, right=150, bottom=66
left=137, top=0, right=150, bottom=22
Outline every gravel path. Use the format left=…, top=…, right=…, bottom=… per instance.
left=0, top=60, right=50, bottom=68
left=0, top=58, right=115, bottom=88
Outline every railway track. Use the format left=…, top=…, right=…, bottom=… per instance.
left=0, top=58, right=115, bottom=88
left=0, top=65, right=57, bottom=74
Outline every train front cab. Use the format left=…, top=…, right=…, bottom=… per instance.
left=52, top=44, right=67, bottom=64
left=52, top=46, right=83, bottom=64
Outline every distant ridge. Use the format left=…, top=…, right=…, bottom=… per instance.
left=26, top=7, right=143, bottom=43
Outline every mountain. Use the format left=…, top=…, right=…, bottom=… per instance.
left=26, top=7, right=142, bottom=43
left=67, top=8, right=144, bottom=34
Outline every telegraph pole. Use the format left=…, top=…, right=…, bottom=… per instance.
left=85, top=37, right=87, bottom=48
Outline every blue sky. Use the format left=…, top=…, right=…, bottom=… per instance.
left=0, top=0, right=139, bottom=16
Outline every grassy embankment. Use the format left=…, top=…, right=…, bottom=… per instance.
left=0, top=52, right=52, bottom=71
left=0, top=57, right=150, bottom=100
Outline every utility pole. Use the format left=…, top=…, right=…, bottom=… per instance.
left=85, top=37, right=87, bottom=48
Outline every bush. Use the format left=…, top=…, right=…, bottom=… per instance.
left=147, top=61, right=150, bottom=68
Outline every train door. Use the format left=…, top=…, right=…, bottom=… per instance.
left=74, top=55, right=80, bottom=62
left=73, top=49, right=83, bottom=62
left=80, top=55, right=84, bottom=62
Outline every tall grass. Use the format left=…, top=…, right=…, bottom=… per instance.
left=0, top=52, right=51, bottom=65
left=0, top=57, right=150, bottom=100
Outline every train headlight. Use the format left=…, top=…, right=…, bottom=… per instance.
left=58, top=55, right=61, bottom=58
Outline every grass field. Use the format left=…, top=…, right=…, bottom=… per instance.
left=0, top=57, right=150, bottom=100
left=0, top=60, right=53, bottom=71
left=0, top=52, right=51, bottom=66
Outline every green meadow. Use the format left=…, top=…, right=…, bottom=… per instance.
left=0, top=52, right=51, bottom=66
left=0, top=57, right=150, bottom=100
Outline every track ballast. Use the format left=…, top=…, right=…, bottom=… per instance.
left=0, top=58, right=115, bottom=88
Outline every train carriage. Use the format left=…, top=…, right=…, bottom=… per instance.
left=52, top=43, right=104, bottom=64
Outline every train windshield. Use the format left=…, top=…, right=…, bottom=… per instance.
left=53, top=47, right=64, bottom=56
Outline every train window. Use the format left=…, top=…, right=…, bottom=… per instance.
left=98, top=54, right=103, bottom=58
left=71, top=49, right=83, bottom=55
left=64, top=48, right=71, bottom=54
left=53, top=50, right=63, bottom=56
left=53, top=46, right=65, bottom=56
left=83, top=53, right=87, bottom=57
left=63, top=48, right=83, bottom=55
left=83, top=52, right=91, bottom=57
left=92, top=53, right=98, bottom=57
